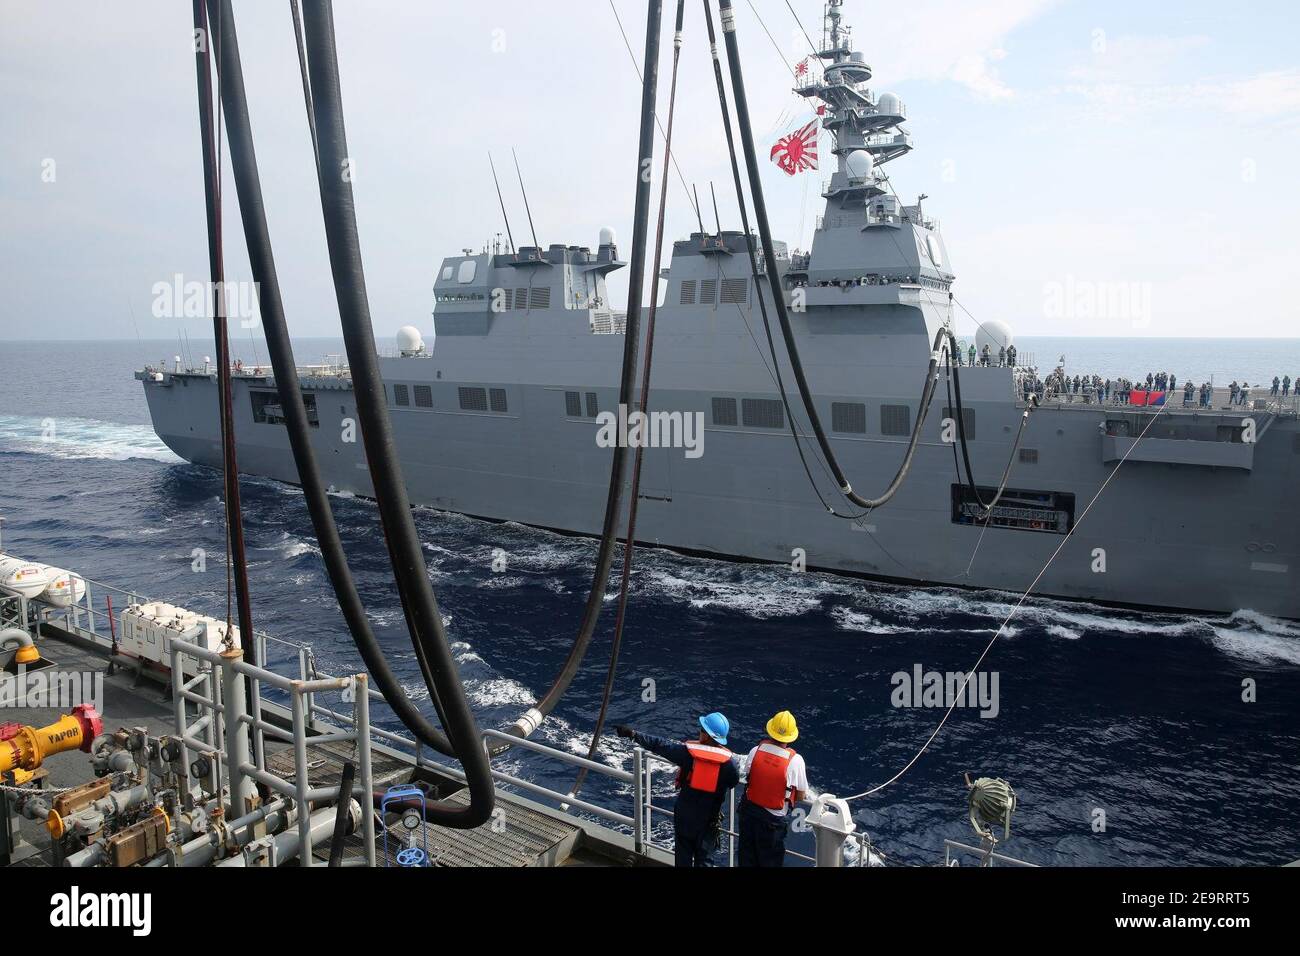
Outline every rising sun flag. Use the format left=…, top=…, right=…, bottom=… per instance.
left=770, top=118, right=820, bottom=176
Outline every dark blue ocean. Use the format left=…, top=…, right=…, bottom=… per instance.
left=1, top=337, right=1297, bottom=867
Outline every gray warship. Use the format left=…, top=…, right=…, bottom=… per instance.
left=137, top=1, right=1299, bottom=621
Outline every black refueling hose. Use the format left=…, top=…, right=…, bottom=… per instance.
left=702, top=0, right=856, bottom=520
left=191, top=0, right=257, bottom=676
left=206, top=0, right=460, bottom=767
left=502, top=0, right=667, bottom=746
left=328, top=759, right=355, bottom=867
left=299, top=0, right=494, bottom=827
left=572, top=0, right=686, bottom=796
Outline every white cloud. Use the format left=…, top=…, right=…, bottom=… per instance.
left=1052, top=33, right=1300, bottom=123
left=1060, top=69, right=1300, bottom=122
left=951, top=52, right=1015, bottom=101
left=845, top=0, right=1056, bottom=100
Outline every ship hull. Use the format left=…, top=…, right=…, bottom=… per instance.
left=140, top=348, right=1300, bottom=621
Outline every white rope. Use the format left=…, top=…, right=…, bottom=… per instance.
left=843, top=401, right=1172, bottom=802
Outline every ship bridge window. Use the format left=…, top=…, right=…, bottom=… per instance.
left=881, top=404, right=911, bottom=436
left=459, top=387, right=488, bottom=411
left=393, top=384, right=410, bottom=407
left=441, top=265, right=454, bottom=282
left=414, top=385, right=433, bottom=408
left=457, top=260, right=478, bottom=283
left=942, top=407, right=976, bottom=440
left=743, top=398, right=785, bottom=430
left=832, top=402, right=867, bottom=434
left=712, top=397, right=738, bottom=427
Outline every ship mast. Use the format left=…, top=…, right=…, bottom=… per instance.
left=798, top=0, right=913, bottom=212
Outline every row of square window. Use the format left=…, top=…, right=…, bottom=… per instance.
left=709, top=400, right=1039, bottom=458
left=387, top=386, right=1030, bottom=453
left=709, top=398, right=939, bottom=437
left=392, top=384, right=508, bottom=414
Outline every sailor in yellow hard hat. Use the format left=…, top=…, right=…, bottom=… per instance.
left=738, top=711, right=809, bottom=867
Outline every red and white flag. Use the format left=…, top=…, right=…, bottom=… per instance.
left=795, top=58, right=810, bottom=78
left=770, top=119, right=820, bottom=176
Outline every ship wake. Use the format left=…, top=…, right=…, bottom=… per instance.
left=0, top=414, right=181, bottom=464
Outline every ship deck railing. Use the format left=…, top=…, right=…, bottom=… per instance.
left=141, top=361, right=353, bottom=381
left=943, top=838, right=1037, bottom=868
left=1020, top=385, right=1300, bottom=417
left=286, top=637, right=883, bottom=867
left=167, top=633, right=378, bottom=868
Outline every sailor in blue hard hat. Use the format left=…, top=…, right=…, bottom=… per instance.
left=616, top=713, right=739, bottom=867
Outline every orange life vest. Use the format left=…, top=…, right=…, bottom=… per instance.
left=679, top=742, right=733, bottom=794
left=745, top=742, right=797, bottom=810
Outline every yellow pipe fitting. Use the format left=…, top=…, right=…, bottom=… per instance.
left=0, top=705, right=102, bottom=774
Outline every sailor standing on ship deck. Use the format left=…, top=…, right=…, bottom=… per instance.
left=616, top=714, right=738, bottom=867
left=738, top=711, right=809, bottom=867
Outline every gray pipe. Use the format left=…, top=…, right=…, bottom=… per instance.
left=177, top=799, right=290, bottom=868
left=220, top=647, right=259, bottom=819
left=216, top=802, right=354, bottom=867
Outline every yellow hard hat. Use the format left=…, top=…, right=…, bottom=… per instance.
left=766, top=710, right=799, bottom=744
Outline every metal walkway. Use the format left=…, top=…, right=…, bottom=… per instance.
left=275, top=740, right=585, bottom=867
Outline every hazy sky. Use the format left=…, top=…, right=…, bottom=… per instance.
left=2, top=0, right=1297, bottom=342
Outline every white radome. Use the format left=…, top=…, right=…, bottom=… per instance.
left=396, top=326, right=425, bottom=355
left=845, top=150, right=875, bottom=184
left=876, top=92, right=905, bottom=117
left=976, top=320, right=1015, bottom=355
left=599, top=227, right=617, bottom=247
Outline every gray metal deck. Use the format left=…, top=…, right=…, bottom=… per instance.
left=270, top=739, right=585, bottom=867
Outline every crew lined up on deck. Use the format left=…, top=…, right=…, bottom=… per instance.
left=1008, top=368, right=1298, bottom=410
left=952, top=342, right=1017, bottom=368
left=617, top=709, right=809, bottom=867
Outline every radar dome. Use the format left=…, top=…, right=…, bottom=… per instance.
left=845, top=150, right=875, bottom=185
left=876, top=92, right=905, bottom=118
left=396, top=326, right=425, bottom=356
left=975, top=320, right=1014, bottom=356
left=599, top=227, right=617, bottom=247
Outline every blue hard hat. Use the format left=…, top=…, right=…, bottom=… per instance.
left=699, top=712, right=729, bottom=746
